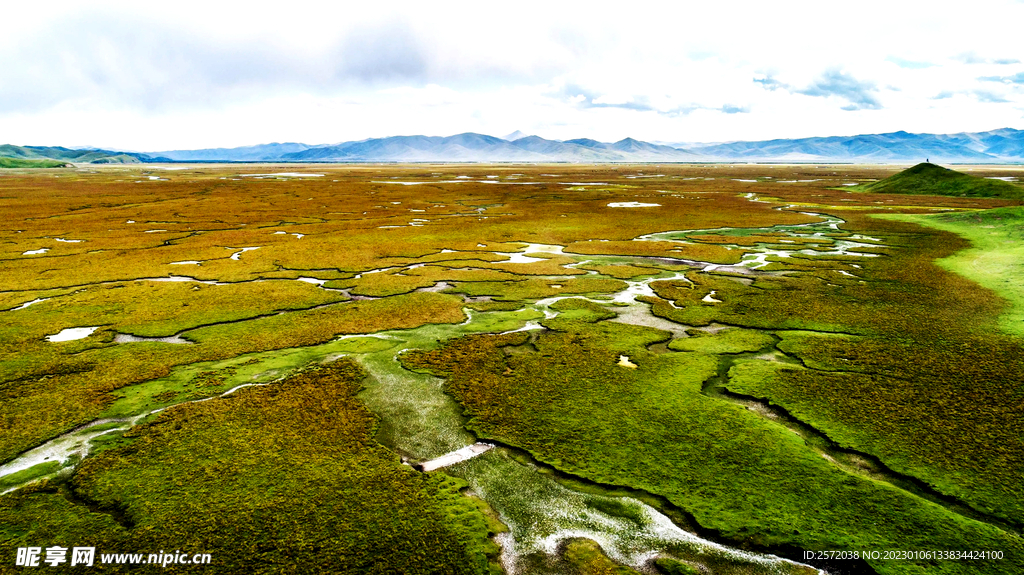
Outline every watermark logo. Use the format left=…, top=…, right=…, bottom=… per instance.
left=14, top=547, right=209, bottom=568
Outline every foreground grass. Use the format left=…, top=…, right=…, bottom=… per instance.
left=633, top=212, right=1024, bottom=526
left=0, top=361, right=499, bottom=574
left=3, top=165, right=1023, bottom=573
left=879, top=206, right=1024, bottom=336
left=0, top=291, right=467, bottom=466
left=403, top=312, right=1024, bottom=575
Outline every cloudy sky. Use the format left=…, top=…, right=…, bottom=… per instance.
left=3, top=0, right=1023, bottom=151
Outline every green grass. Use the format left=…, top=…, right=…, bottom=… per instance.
left=562, top=539, right=641, bottom=575
left=859, top=163, right=1024, bottom=200
left=0, top=361, right=500, bottom=574
left=729, top=333, right=1024, bottom=527
left=403, top=317, right=1024, bottom=575
left=654, top=557, right=701, bottom=575
left=0, top=158, right=67, bottom=169
left=880, top=206, right=1024, bottom=336
left=668, top=328, right=775, bottom=354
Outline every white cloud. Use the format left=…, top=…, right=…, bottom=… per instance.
left=1, top=0, right=1023, bottom=149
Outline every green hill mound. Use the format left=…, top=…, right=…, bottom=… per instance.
left=862, top=162, right=1024, bottom=199
left=0, top=144, right=149, bottom=165
left=0, top=157, right=70, bottom=168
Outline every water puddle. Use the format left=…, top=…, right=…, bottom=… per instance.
left=22, top=248, right=49, bottom=255
left=608, top=202, right=660, bottom=208
left=415, top=281, right=451, bottom=293
left=521, top=243, right=565, bottom=255
left=610, top=273, right=685, bottom=304
left=498, top=253, right=547, bottom=264
left=702, top=291, right=722, bottom=303
left=55, top=238, right=83, bottom=243
left=6, top=298, right=50, bottom=311
left=240, top=173, right=325, bottom=178
left=228, top=247, right=260, bottom=260
left=501, top=321, right=545, bottom=335
left=353, top=266, right=398, bottom=279
left=114, top=333, right=192, bottom=344
left=170, top=260, right=201, bottom=265
left=46, top=327, right=97, bottom=342
left=419, top=443, right=494, bottom=472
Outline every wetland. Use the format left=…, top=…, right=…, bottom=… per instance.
left=1, top=163, right=1022, bottom=574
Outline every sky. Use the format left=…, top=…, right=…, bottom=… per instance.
left=2, top=0, right=1024, bottom=151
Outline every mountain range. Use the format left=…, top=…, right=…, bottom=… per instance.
left=4, top=128, right=1024, bottom=164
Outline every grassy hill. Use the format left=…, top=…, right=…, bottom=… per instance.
left=0, top=157, right=70, bottom=168
left=861, top=162, right=1024, bottom=200
left=0, top=144, right=152, bottom=165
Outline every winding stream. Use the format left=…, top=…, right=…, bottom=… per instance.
left=3, top=214, right=893, bottom=573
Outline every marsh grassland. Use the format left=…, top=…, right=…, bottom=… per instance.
left=1, top=164, right=1022, bottom=574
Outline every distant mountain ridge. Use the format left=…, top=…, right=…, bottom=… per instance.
left=151, top=142, right=313, bottom=162
left=3, top=128, right=1024, bottom=164
left=276, top=133, right=699, bottom=162
left=686, top=129, right=1024, bottom=162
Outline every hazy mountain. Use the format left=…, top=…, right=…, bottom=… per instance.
left=151, top=142, right=313, bottom=161
left=501, top=130, right=528, bottom=141
left=6, top=128, right=1024, bottom=164
left=285, top=133, right=550, bottom=162
left=508, top=136, right=626, bottom=161
left=558, top=137, right=700, bottom=161
left=687, top=129, right=1024, bottom=162
left=607, top=138, right=699, bottom=160
left=564, top=138, right=605, bottom=148
left=278, top=132, right=703, bottom=162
